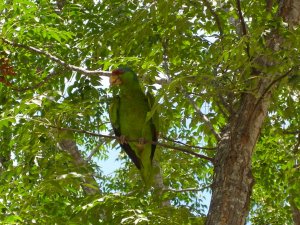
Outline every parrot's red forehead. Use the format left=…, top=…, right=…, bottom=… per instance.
left=112, top=69, right=125, bottom=76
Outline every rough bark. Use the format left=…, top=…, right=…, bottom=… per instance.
left=290, top=134, right=300, bottom=225
left=279, top=0, right=300, bottom=26
left=291, top=200, right=300, bottom=225
left=206, top=1, right=300, bottom=224
left=206, top=84, right=271, bottom=225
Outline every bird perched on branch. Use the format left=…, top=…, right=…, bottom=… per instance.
left=109, top=67, right=158, bottom=186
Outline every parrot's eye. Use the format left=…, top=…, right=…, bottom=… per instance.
left=112, top=69, right=124, bottom=76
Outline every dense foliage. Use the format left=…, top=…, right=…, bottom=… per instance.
left=0, top=0, right=299, bottom=224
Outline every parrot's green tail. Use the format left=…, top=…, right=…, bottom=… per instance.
left=140, top=164, right=154, bottom=188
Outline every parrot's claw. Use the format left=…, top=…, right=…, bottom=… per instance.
left=118, top=135, right=127, bottom=144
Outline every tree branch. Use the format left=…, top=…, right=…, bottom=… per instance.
left=86, top=141, right=103, bottom=161
left=58, top=139, right=100, bottom=195
left=215, top=98, right=230, bottom=119
left=235, top=0, right=250, bottom=58
left=218, top=93, right=235, bottom=115
left=48, top=125, right=117, bottom=139
left=158, top=142, right=214, bottom=162
left=1, top=38, right=111, bottom=77
left=183, top=91, right=221, bottom=141
left=202, top=0, right=223, bottom=36
left=236, top=0, right=247, bottom=36
left=283, top=130, right=300, bottom=135
left=46, top=125, right=214, bottom=162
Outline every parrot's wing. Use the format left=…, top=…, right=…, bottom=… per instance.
left=109, top=96, right=142, bottom=169
left=109, top=95, right=120, bottom=134
left=146, top=91, right=159, bottom=161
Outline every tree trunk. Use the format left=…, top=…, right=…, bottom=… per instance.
left=290, top=135, right=300, bottom=225
left=206, top=87, right=271, bottom=225
left=291, top=200, right=300, bottom=225
left=206, top=1, right=300, bottom=224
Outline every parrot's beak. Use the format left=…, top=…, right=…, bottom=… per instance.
left=109, top=74, right=122, bottom=86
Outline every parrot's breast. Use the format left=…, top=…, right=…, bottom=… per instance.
left=119, top=92, right=151, bottom=142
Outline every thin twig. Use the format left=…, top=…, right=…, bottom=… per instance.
left=1, top=38, right=111, bottom=77
left=283, top=130, right=300, bottom=135
left=163, top=185, right=211, bottom=193
left=253, top=68, right=293, bottom=111
left=183, top=91, right=221, bottom=141
left=161, top=136, right=216, bottom=150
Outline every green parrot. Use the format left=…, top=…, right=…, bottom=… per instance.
left=109, top=67, right=158, bottom=186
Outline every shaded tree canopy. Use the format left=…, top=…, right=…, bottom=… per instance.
left=0, top=0, right=299, bottom=224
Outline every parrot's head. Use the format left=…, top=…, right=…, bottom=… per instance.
left=110, top=67, right=138, bottom=87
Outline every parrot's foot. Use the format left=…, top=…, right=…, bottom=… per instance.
left=118, top=135, right=127, bottom=144
left=138, top=137, right=145, bottom=145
